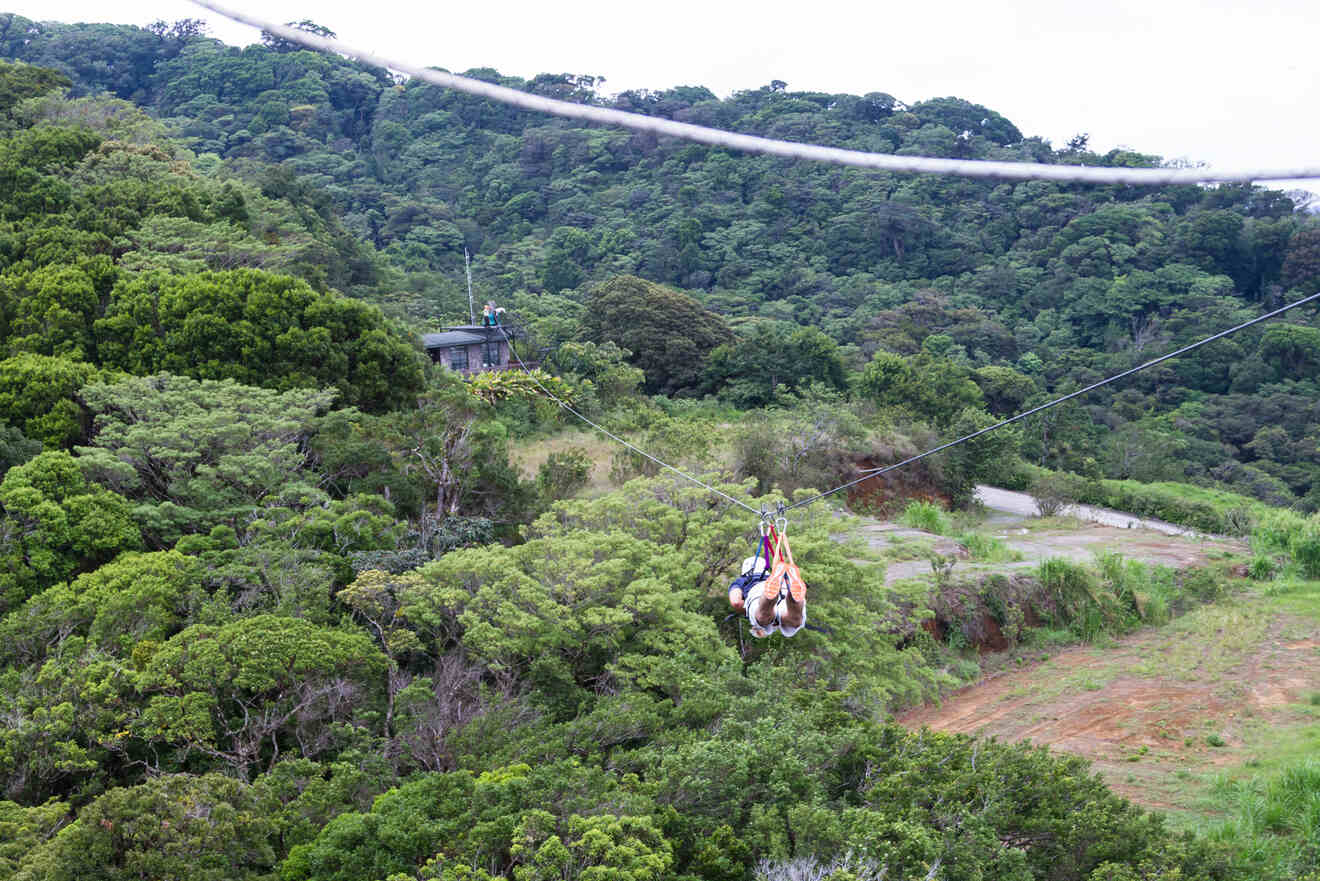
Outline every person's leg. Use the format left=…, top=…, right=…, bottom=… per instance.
left=777, top=596, right=805, bottom=632
left=755, top=566, right=788, bottom=627
left=749, top=592, right=778, bottom=627
left=776, top=601, right=805, bottom=637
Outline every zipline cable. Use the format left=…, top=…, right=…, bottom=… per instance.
left=493, top=325, right=761, bottom=515
left=189, top=0, right=1320, bottom=185
left=785, top=289, right=1320, bottom=511
left=188, top=2, right=1320, bottom=516
left=496, top=290, right=1320, bottom=519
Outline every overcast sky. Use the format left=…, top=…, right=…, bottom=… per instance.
left=4, top=0, right=1319, bottom=193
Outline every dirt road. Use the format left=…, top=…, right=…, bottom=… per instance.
left=899, top=605, right=1320, bottom=812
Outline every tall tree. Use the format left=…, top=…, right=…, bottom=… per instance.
left=702, top=320, right=847, bottom=407
left=0, top=450, right=141, bottom=614
left=76, top=373, right=336, bottom=542
left=581, top=275, right=729, bottom=395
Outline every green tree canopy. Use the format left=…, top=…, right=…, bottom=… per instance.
left=0, top=421, right=40, bottom=478
left=858, top=350, right=985, bottom=427
left=0, top=450, right=140, bottom=614
left=0, top=60, right=70, bottom=123
left=702, top=321, right=847, bottom=407
left=94, top=269, right=423, bottom=411
left=0, top=550, right=204, bottom=665
left=137, top=615, right=387, bottom=779
left=76, top=373, right=336, bottom=542
left=581, top=275, right=729, bottom=395
left=0, top=353, right=96, bottom=448
left=12, top=774, right=277, bottom=881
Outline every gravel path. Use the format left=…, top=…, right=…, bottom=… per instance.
left=974, top=485, right=1199, bottom=537
left=848, top=485, right=1237, bottom=584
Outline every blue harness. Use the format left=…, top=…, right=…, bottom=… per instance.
left=728, top=532, right=773, bottom=603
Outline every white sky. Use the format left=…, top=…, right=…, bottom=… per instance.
left=4, top=0, right=1319, bottom=193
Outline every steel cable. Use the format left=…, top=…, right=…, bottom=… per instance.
left=191, top=0, right=1320, bottom=185
left=785, top=290, right=1320, bottom=511
left=492, top=325, right=762, bottom=515
left=188, top=1, right=1320, bottom=516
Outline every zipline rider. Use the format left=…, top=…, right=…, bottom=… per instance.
left=727, top=519, right=807, bottom=638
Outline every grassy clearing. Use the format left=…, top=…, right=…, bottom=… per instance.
left=1008, top=568, right=1299, bottom=693
left=938, top=577, right=1320, bottom=878
left=895, top=496, right=1320, bottom=881
left=1082, top=577, right=1320, bottom=848
left=511, top=429, right=617, bottom=494
left=1195, top=753, right=1320, bottom=880
left=1131, top=597, right=1272, bottom=680
left=1258, top=575, right=1320, bottom=621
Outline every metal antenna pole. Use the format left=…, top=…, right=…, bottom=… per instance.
left=464, top=248, right=475, bottom=325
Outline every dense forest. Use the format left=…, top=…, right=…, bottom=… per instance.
left=1, top=13, right=1319, bottom=881
left=2, top=15, right=1317, bottom=507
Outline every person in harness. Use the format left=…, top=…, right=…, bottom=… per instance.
left=727, top=520, right=807, bottom=637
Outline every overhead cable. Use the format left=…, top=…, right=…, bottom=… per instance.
left=492, top=326, right=761, bottom=515
left=190, top=0, right=1320, bottom=185
left=189, top=2, right=1320, bottom=519
left=785, top=290, right=1320, bottom=511
left=497, top=290, right=1319, bottom=520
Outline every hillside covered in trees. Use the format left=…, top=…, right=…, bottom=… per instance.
left=3, top=14, right=1318, bottom=509
left=1, top=13, right=1319, bottom=881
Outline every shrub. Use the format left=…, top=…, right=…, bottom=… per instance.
left=1289, top=516, right=1320, bottom=578
left=1253, top=509, right=1308, bottom=555
left=732, top=394, right=866, bottom=499
left=1225, top=506, right=1256, bottom=537
left=1030, top=472, right=1082, bottom=517
left=537, top=446, right=593, bottom=501
left=1179, top=569, right=1225, bottom=604
left=992, top=456, right=1041, bottom=492
left=926, top=406, right=1021, bottom=508
left=1140, top=593, right=1170, bottom=627
left=1206, top=757, right=1320, bottom=880
left=1263, top=578, right=1304, bottom=598
left=959, top=532, right=1023, bottom=563
left=1036, top=557, right=1121, bottom=640
left=1094, top=552, right=1177, bottom=626
left=1248, top=554, right=1278, bottom=581
left=900, top=499, right=951, bottom=534
left=1073, top=479, right=1264, bottom=534
left=732, top=417, right=781, bottom=497
left=610, top=415, right=712, bottom=484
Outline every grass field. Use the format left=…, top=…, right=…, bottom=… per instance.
left=510, top=429, right=619, bottom=495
